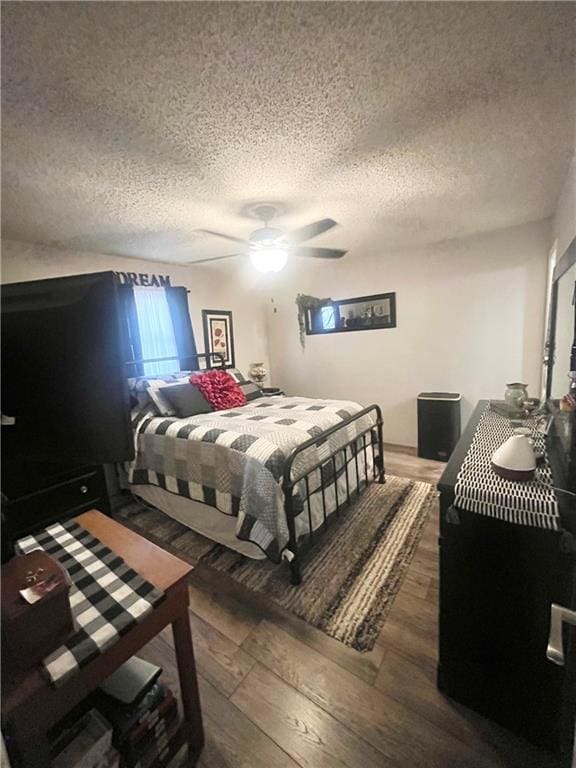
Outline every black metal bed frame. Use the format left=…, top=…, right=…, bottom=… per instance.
left=125, top=351, right=226, bottom=371
left=282, top=404, right=385, bottom=584
left=125, top=353, right=385, bottom=586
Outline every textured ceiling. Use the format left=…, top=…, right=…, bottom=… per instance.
left=2, top=1, right=575, bottom=265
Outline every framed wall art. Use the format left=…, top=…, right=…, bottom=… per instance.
left=202, top=309, right=235, bottom=368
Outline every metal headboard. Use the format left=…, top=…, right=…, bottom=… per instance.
left=124, top=352, right=226, bottom=370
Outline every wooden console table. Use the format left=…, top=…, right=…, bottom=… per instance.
left=1, top=510, right=204, bottom=767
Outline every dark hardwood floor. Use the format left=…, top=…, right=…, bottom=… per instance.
left=139, top=451, right=564, bottom=768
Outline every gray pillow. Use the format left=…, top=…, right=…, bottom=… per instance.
left=159, top=383, right=213, bottom=418
left=239, top=381, right=263, bottom=401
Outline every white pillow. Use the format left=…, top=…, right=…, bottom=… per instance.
left=128, top=374, right=189, bottom=417
left=145, top=380, right=184, bottom=417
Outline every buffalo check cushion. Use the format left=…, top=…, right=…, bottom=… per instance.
left=16, top=520, right=165, bottom=687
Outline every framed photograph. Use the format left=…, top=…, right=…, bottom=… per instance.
left=202, top=309, right=235, bottom=368
left=305, top=292, right=397, bottom=335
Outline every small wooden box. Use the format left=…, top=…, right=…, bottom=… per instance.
left=1, top=551, right=74, bottom=670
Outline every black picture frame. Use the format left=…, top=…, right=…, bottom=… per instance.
left=202, top=309, right=235, bottom=368
left=304, top=292, right=397, bottom=336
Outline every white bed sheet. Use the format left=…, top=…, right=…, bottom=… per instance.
left=131, top=483, right=267, bottom=559
left=130, top=447, right=373, bottom=561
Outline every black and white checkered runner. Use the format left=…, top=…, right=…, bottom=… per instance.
left=454, top=405, right=560, bottom=530
left=16, top=520, right=165, bottom=687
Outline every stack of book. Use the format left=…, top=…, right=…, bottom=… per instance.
left=96, top=657, right=184, bottom=768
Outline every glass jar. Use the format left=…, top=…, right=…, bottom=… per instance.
left=505, top=382, right=528, bottom=410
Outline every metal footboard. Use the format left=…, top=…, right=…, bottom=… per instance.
left=281, top=404, right=384, bottom=585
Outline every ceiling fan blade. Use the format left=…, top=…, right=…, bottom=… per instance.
left=293, top=246, right=347, bottom=259
left=195, top=229, right=250, bottom=246
left=189, top=253, right=243, bottom=265
left=284, top=218, right=338, bottom=244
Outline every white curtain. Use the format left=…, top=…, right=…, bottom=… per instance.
left=133, top=287, right=179, bottom=376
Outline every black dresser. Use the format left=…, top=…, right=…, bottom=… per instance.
left=2, top=463, right=110, bottom=542
left=437, top=401, right=576, bottom=757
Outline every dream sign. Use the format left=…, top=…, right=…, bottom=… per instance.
left=115, top=271, right=172, bottom=287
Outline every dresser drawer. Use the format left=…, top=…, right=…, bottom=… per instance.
left=5, top=467, right=109, bottom=538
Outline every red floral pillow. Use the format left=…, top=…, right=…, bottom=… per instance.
left=190, top=370, right=246, bottom=411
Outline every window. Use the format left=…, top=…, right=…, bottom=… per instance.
left=120, top=283, right=197, bottom=376
left=133, top=288, right=179, bottom=375
left=320, top=305, right=336, bottom=330
left=308, top=303, right=338, bottom=332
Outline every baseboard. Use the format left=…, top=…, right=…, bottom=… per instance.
left=384, top=442, right=417, bottom=456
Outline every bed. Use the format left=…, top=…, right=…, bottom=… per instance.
left=125, top=366, right=384, bottom=584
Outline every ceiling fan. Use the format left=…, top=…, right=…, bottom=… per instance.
left=187, top=205, right=347, bottom=272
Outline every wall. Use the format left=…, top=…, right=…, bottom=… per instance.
left=1, top=220, right=552, bottom=448
left=260, top=220, right=550, bottom=447
left=0, top=239, right=270, bottom=377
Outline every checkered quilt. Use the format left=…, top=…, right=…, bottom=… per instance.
left=16, top=520, right=164, bottom=687
left=127, top=396, right=377, bottom=561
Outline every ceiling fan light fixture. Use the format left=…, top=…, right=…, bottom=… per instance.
left=191, top=216, right=341, bottom=266
left=249, top=246, right=288, bottom=273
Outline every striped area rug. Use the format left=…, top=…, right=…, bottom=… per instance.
left=115, top=475, right=435, bottom=652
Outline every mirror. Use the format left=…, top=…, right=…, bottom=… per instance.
left=306, top=292, right=396, bottom=335
left=547, top=238, right=576, bottom=400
